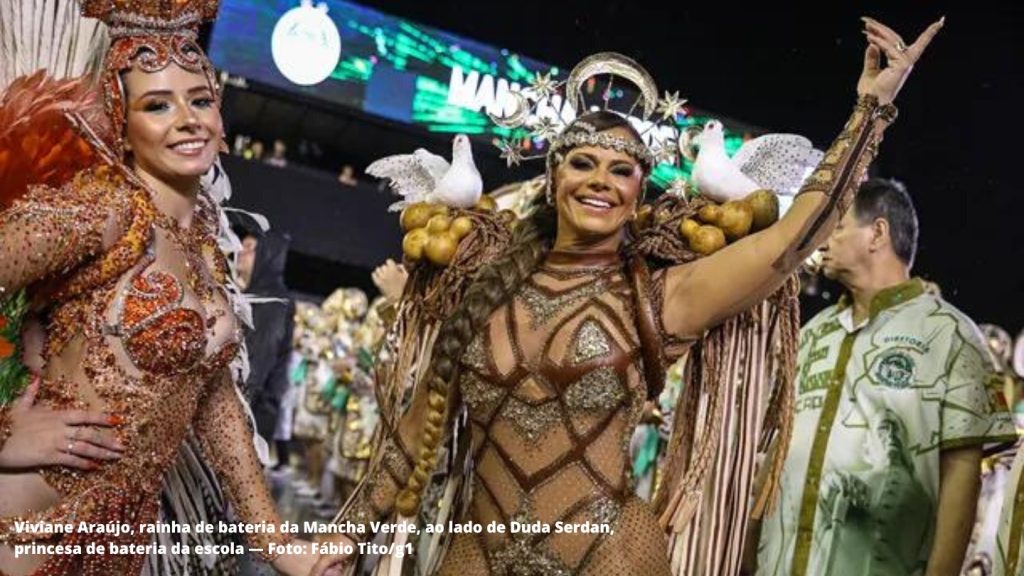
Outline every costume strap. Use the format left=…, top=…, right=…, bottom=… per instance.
left=627, top=256, right=666, bottom=401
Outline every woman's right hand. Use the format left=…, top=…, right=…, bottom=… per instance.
left=0, top=376, right=125, bottom=469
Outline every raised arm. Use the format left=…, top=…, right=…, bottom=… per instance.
left=661, top=17, right=943, bottom=338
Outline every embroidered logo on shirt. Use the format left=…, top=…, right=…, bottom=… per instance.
left=874, top=350, right=916, bottom=389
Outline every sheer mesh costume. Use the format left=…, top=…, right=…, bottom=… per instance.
left=0, top=171, right=290, bottom=576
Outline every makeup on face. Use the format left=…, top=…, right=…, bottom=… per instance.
left=123, top=63, right=222, bottom=184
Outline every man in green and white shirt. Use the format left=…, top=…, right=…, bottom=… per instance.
left=756, top=179, right=1016, bottom=576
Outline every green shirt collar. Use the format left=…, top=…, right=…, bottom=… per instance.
left=836, top=278, right=926, bottom=321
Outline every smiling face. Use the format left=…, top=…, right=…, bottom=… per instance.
left=122, top=62, right=222, bottom=188
left=551, top=126, right=645, bottom=251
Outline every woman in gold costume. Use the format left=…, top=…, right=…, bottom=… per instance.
left=314, top=16, right=945, bottom=576
left=0, top=1, right=315, bottom=574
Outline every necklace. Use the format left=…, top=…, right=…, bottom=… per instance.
left=151, top=198, right=219, bottom=304
left=539, top=249, right=623, bottom=278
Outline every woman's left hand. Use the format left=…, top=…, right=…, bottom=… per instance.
left=857, top=16, right=944, bottom=105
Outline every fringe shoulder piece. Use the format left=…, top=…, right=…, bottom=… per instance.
left=328, top=204, right=511, bottom=575
left=629, top=193, right=801, bottom=576
left=376, top=206, right=511, bottom=425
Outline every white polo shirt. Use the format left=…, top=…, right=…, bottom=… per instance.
left=757, top=279, right=1017, bottom=576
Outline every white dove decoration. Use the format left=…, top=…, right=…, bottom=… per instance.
left=692, top=120, right=824, bottom=203
left=367, top=134, right=483, bottom=212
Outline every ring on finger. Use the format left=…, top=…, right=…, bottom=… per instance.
left=895, top=40, right=908, bottom=53
left=66, top=440, right=76, bottom=454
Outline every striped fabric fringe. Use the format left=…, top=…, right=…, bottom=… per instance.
left=142, top=435, right=242, bottom=576
left=660, top=276, right=800, bottom=576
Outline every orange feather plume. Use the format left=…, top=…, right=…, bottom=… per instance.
left=0, top=71, right=109, bottom=209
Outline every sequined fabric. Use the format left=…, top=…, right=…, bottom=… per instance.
left=0, top=169, right=290, bottom=574
left=339, top=254, right=674, bottom=574
left=447, top=260, right=665, bottom=574
left=773, top=94, right=897, bottom=272
left=0, top=171, right=117, bottom=301
left=341, top=434, right=412, bottom=543
left=567, top=320, right=612, bottom=365
left=115, top=268, right=207, bottom=373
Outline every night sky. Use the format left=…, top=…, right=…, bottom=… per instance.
left=341, top=1, right=1023, bottom=332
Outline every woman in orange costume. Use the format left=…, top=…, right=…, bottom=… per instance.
left=0, top=1, right=314, bottom=574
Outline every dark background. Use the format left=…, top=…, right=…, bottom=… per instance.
left=219, top=1, right=1023, bottom=332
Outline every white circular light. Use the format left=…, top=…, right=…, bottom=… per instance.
left=271, top=1, right=342, bottom=86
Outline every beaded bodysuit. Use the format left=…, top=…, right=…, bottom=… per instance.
left=0, top=170, right=288, bottom=576
left=344, top=254, right=682, bottom=575
left=443, top=257, right=676, bottom=575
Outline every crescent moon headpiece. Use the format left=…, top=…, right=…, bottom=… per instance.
left=488, top=52, right=689, bottom=184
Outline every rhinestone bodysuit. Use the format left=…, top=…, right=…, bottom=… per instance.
left=438, top=258, right=673, bottom=575
left=333, top=95, right=897, bottom=575
left=340, top=254, right=679, bottom=575
left=0, top=170, right=289, bottom=575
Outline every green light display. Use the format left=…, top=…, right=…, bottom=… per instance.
left=211, top=0, right=757, bottom=192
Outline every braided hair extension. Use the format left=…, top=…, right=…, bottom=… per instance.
left=395, top=201, right=555, bottom=514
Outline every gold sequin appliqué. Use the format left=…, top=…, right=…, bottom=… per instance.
left=463, top=331, right=489, bottom=372
left=564, top=367, right=626, bottom=415
left=519, top=279, right=608, bottom=329
left=568, top=318, right=613, bottom=365
left=488, top=505, right=573, bottom=576
left=500, top=397, right=561, bottom=444
left=460, top=371, right=506, bottom=422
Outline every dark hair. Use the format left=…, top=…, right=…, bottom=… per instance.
left=853, top=178, right=919, bottom=266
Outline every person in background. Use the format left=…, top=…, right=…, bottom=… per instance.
left=266, top=139, right=288, bottom=168
left=236, top=228, right=296, bottom=461
left=338, top=164, right=358, bottom=187
left=244, top=139, right=264, bottom=161
left=755, top=179, right=1017, bottom=576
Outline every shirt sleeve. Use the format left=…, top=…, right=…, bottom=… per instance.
left=939, top=315, right=1018, bottom=450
